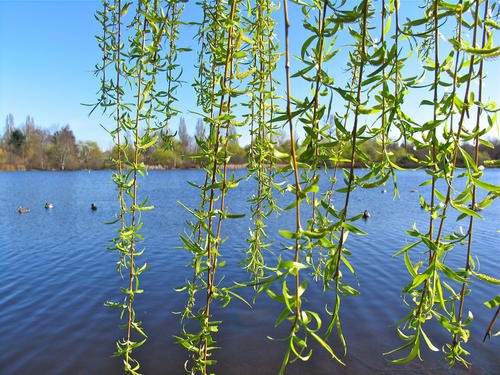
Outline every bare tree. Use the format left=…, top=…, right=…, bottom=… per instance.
left=52, top=125, right=78, bottom=170
left=5, top=114, right=14, bottom=138
left=178, top=117, right=192, bottom=154
left=194, top=117, right=206, bottom=154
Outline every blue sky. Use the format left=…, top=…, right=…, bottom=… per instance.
left=0, top=1, right=498, bottom=151
left=0, top=0, right=110, bottom=147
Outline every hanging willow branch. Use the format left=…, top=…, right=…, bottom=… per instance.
left=245, top=0, right=281, bottom=285
left=94, top=1, right=498, bottom=374
left=97, top=0, right=187, bottom=373
left=388, top=0, right=500, bottom=366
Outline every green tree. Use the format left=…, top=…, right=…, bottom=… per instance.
left=78, top=140, right=105, bottom=169
left=151, top=147, right=178, bottom=168
left=227, top=141, right=247, bottom=164
left=8, top=128, right=26, bottom=160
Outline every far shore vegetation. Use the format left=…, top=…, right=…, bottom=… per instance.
left=1, top=113, right=499, bottom=171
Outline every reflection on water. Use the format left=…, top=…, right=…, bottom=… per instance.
left=0, top=170, right=498, bottom=374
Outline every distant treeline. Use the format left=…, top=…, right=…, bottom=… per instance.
left=1, top=115, right=107, bottom=171
left=1, top=114, right=499, bottom=171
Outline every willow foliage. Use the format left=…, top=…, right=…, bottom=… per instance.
left=96, top=0, right=499, bottom=374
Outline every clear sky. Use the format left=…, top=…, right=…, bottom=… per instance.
left=0, top=0, right=110, bottom=147
left=0, top=0, right=498, bottom=151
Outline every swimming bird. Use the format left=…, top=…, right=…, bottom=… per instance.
left=45, top=202, right=54, bottom=209
left=362, top=210, right=371, bottom=219
left=18, top=206, right=30, bottom=214
left=91, top=203, right=97, bottom=211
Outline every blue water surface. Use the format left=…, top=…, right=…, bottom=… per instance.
left=0, top=169, right=498, bottom=374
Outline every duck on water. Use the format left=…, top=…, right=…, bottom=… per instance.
left=19, top=203, right=97, bottom=213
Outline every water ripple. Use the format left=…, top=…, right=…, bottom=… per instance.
left=1, top=170, right=498, bottom=374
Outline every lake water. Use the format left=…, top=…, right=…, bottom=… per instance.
left=0, top=169, right=498, bottom=374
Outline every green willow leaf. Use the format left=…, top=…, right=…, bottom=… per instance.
left=464, top=45, right=500, bottom=58
left=472, top=272, right=500, bottom=285
left=484, top=19, right=500, bottom=30
left=388, top=334, right=421, bottom=364
left=403, top=271, right=431, bottom=293
left=279, top=229, right=300, bottom=239
left=340, top=222, right=366, bottom=235
left=279, top=260, right=308, bottom=272
left=484, top=295, right=500, bottom=309
left=472, top=178, right=500, bottom=193
left=450, top=201, right=483, bottom=219
left=421, top=328, right=439, bottom=352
